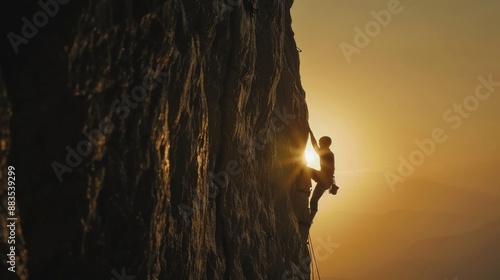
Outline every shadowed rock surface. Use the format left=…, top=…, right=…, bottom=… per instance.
left=0, top=0, right=312, bottom=279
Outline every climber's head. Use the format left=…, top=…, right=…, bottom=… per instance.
left=319, top=136, right=332, bottom=149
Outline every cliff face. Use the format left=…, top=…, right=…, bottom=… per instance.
left=0, top=0, right=311, bottom=279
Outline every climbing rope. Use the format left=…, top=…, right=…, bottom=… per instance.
left=308, top=234, right=321, bottom=280
left=307, top=238, right=314, bottom=280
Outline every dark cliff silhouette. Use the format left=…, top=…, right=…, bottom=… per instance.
left=0, top=0, right=313, bottom=279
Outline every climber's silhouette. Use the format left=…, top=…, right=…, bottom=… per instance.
left=308, top=128, right=339, bottom=223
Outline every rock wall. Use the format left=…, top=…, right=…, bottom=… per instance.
left=0, top=0, right=312, bottom=279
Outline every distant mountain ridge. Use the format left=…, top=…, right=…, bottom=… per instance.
left=312, top=174, right=500, bottom=279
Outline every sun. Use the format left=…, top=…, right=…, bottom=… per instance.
left=305, top=149, right=317, bottom=165
left=305, top=150, right=315, bottom=163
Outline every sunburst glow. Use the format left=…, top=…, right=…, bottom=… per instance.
left=305, top=149, right=318, bottom=165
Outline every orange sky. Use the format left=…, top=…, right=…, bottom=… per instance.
left=293, top=0, right=500, bottom=173
left=291, top=1, right=500, bottom=278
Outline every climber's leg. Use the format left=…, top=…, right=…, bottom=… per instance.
left=308, top=167, right=320, bottom=183
left=309, top=183, right=327, bottom=222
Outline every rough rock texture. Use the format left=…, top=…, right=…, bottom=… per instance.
left=0, top=0, right=312, bottom=279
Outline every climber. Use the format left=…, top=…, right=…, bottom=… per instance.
left=308, top=128, right=339, bottom=223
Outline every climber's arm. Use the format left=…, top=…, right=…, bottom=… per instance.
left=310, top=130, right=320, bottom=154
